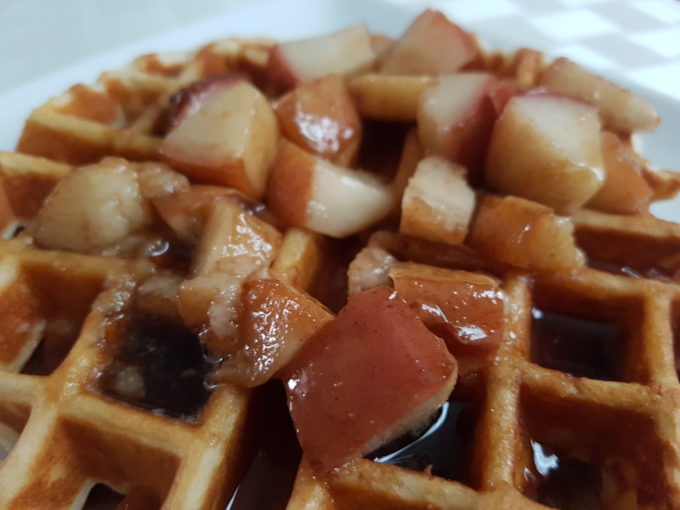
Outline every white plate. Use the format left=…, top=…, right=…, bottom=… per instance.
left=0, top=0, right=677, bottom=220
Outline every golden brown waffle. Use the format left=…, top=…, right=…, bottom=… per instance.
left=320, top=230, right=680, bottom=509
left=0, top=239, right=252, bottom=509
left=2, top=10, right=680, bottom=510
left=16, top=38, right=274, bottom=167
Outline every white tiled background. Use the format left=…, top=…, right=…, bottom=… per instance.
left=1, top=0, right=679, bottom=101
left=0, top=0, right=246, bottom=93
left=421, top=0, right=680, bottom=102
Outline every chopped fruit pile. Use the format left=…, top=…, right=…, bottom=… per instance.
left=11, top=8, right=679, bottom=476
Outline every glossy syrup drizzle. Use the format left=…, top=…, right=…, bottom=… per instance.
left=310, top=235, right=365, bottom=313
left=226, top=382, right=301, bottom=510
left=82, top=484, right=161, bottom=510
left=100, top=315, right=215, bottom=420
left=82, top=484, right=125, bottom=510
left=576, top=228, right=680, bottom=283
left=529, top=441, right=601, bottom=510
left=20, top=335, right=74, bottom=376
left=531, top=308, right=622, bottom=381
left=672, top=312, right=680, bottom=381
left=370, top=400, right=475, bottom=483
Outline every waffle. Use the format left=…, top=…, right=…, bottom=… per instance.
left=16, top=38, right=275, bottom=167
left=2, top=8, right=680, bottom=510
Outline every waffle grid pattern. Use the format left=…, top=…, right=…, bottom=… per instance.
left=300, top=235, right=680, bottom=510
left=0, top=28, right=679, bottom=510
left=2, top=235, right=680, bottom=508
left=0, top=244, right=251, bottom=509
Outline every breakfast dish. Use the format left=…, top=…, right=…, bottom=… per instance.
left=0, top=8, right=679, bottom=509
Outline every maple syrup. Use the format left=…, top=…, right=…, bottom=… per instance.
left=100, top=315, right=215, bottom=420
left=0, top=427, right=16, bottom=461
left=531, top=308, right=622, bottom=381
left=671, top=304, right=680, bottom=380
left=576, top=227, right=680, bottom=282
left=310, top=236, right=364, bottom=313
left=528, top=441, right=601, bottom=509
left=82, top=484, right=162, bottom=510
left=82, top=484, right=125, bottom=510
left=370, top=399, right=477, bottom=484
left=226, top=382, right=301, bottom=510
left=144, top=238, right=192, bottom=272
left=20, top=335, right=74, bottom=376
left=587, top=258, right=671, bottom=282
left=356, top=120, right=409, bottom=181
left=140, top=225, right=193, bottom=273
left=0, top=404, right=29, bottom=462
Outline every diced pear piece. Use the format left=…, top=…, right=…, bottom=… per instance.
left=485, top=93, right=604, bottom=215
left=159, top=81, right=278, bottom=199
left=347, top=245, right=397, bottom=295
left=268, top=25, right=375, bottom=90
left=379, top=10, right=477, bottom=75
left=400, top=156, right=475, bottom=245
left=178, top=274, right=243, bottom=355
left=283, top=287, right=457, bottom=473
left=588, top=132, right=653, bottom=214
left=349, top=74, right=436, bottom=122
left=540, top=57, right=659, bottom=133
left=214, top=278, right=332, bottom=387
left=418, top=73, right=497, bottom=174
left=274, top=75, right=361, bottom=165
left=268, top=142, right=393, bottom=238
left=31, top=158, right=151, bottom=254
left=164, top=72, right=248, bottom=130
left=469, top=195, right=585, bottom=271
left=192, top=200, right=281, bottom=277
left=152, top=184, right=258, bottom=243
left=390, top=262, right=504, bottom=355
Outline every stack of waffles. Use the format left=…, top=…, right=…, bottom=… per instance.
left=1, top=9, right=680, bottom=510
